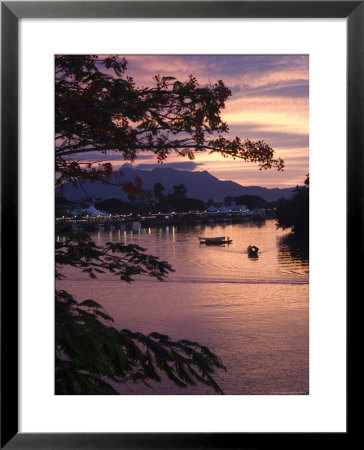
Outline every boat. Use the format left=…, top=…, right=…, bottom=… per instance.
left=198, top=236, right=225, bottom=242
left=247, top=245, right=259, bottom=257
left=205, top=239, right=232, bottom=245
left=198, top=236, right=232, bottom=245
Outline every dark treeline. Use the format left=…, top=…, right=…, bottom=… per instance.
left=222, top=194, right=271, bottom=210
left=275, top=175, right=309, bottom=238
left=56, top=182, right=278, bottom=218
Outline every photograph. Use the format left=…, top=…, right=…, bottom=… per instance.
left=55, top=54, right=309, bottom=396
left=1, top=0, right=356, bottom=445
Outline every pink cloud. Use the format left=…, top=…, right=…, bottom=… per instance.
left=89, top=55, right=309, bottom=188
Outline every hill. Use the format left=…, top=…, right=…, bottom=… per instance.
left=57, top=164, right=294, bottom=202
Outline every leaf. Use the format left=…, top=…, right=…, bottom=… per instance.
left=79, top=299, right=102, bottom=308
left=56, top=290, right=226, bottom=395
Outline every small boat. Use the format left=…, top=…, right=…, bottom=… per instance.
left=205, top=239, right=232, bottom=245
left=198, top=236, right=232, bottom=245
left=247, top=245, right=259, bottom=257
left=198, top=236, right=225, bottom=242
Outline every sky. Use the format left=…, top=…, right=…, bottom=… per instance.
left=105, top=55, right=309, bottom=188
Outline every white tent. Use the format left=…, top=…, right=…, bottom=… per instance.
left=86, top=205, right=103, bottom=216
left=207, top=202, right=248, bottom=212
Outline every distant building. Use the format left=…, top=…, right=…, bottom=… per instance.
left=207, top=201, right=248, bottom=213
left=71, top=204, right=104, bottom=217
left=86, top=205, right=104, bottom=216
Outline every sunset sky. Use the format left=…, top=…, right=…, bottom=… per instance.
left=105, top=55, right=309, bottom=189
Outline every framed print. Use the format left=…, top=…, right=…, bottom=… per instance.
left=1, top=1, right=358, bottom=448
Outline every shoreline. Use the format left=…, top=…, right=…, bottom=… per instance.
left=56, top=211, right=273, bottom=234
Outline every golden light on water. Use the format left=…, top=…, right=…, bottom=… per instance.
left=57, top=221, right=308, bottom=395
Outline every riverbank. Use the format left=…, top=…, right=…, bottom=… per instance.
left=56, top=210, right=274, bottom=233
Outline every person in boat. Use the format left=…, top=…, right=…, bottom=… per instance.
left=247, top=245, right=259, bottom=257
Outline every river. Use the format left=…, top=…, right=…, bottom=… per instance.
left=57, top=219, right=309, bottom=395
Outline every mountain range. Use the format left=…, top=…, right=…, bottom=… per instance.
left=58, top=164, right=294, bottom=203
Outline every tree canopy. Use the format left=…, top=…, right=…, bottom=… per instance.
left=224, top=194, right=270, bottom=210
left=275, top=175, right=309, bottom=236
left=56, top=55, right=284, bottom=188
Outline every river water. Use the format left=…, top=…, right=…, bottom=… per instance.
left=57, top=219, right=309, bottom=395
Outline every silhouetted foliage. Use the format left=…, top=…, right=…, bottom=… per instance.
left=276, top=175, right=309, bottom=236
left=172, top=197, right=205, bottom=213
left=56, top=238, right=226, bottom=394
left=56, top=55, right=284, bottom=188
left=170, top=184, right=188, bottom=200
left=231, top=195, right=270, bottom=210
left=56, top=289, right=225, bottom=394
left=223, top=194, right=270, bottom=209
left=153, top=182, right=166, bottom=202
left=165, top=184, right=204, bottom=212
left=94, top=198, right=132, bottom=215
left=55, top=193, right=77, bottom=217
left=55, top=55, right=284, bottom=394
left=151, top=182, right=205, bottom=212
left=56, top=234, right=173, bottom=282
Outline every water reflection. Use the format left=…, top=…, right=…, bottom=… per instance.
left=278, top=233, right=309, bottom=273
left=57, top=219, right=309, bottom=394
left=57, top=220, right=309, bottom=284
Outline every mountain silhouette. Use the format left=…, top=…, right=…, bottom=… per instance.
left=58, top=163, right=294, bottom=202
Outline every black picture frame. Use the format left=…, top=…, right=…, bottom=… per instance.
left=1, top=1, right=357, bottom=448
